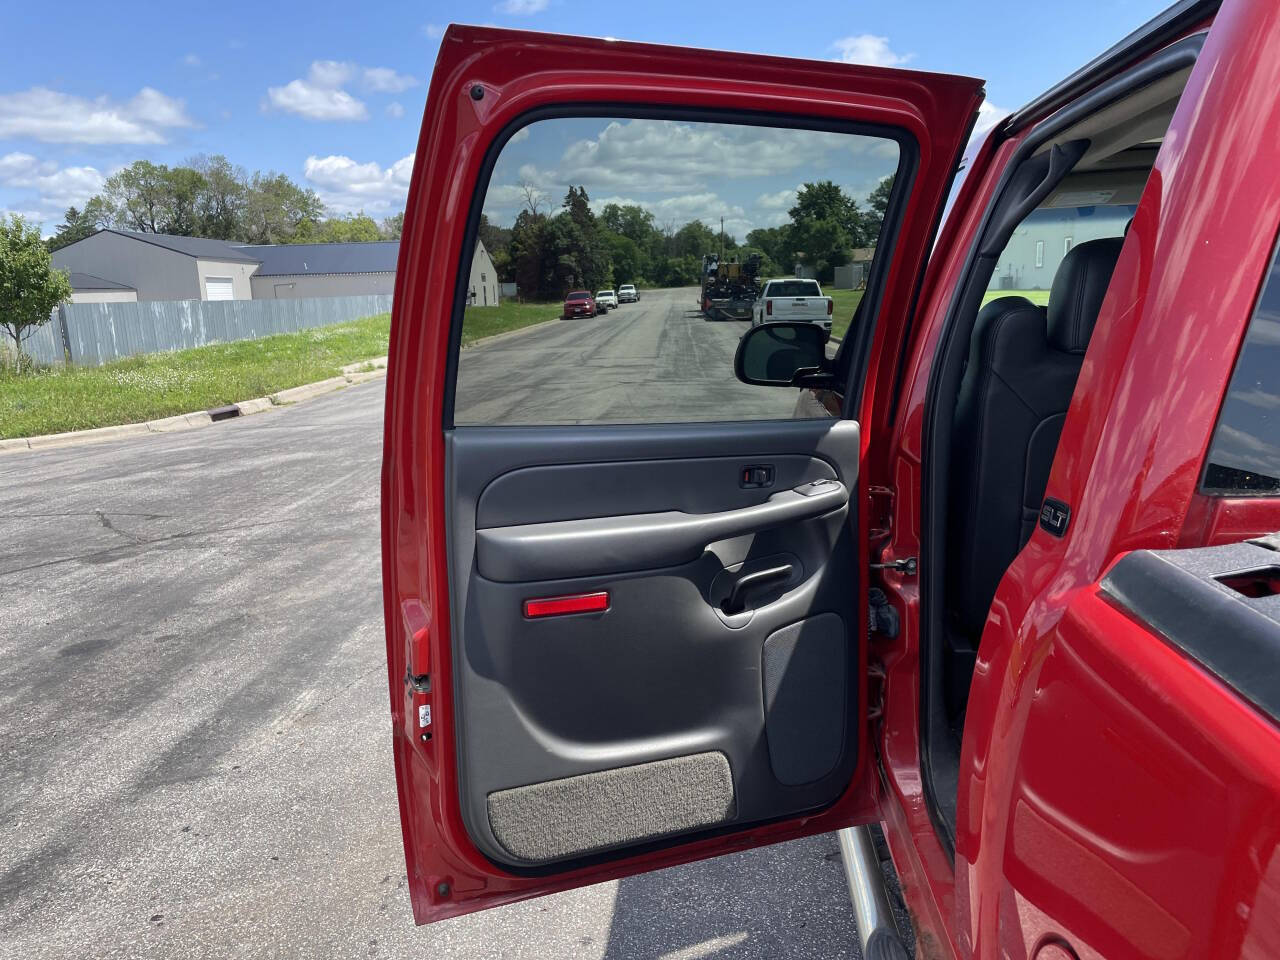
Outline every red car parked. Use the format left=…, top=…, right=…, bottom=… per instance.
left=383, top=2, right=1280, bottom=956
left=562, top=290, right=596, bottom=319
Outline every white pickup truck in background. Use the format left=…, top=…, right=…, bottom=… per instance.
left=751, top=279, right=835, bottom=336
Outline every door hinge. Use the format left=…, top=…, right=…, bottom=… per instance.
left=406, top=671, right=431, bottom=693
left=870, top=556, right=917, bottom=576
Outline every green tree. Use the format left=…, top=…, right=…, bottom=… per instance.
left=509, top=210, right=551, bottom=299
left=789, top=217, right=851, bottom=283
left=101, top=160, right=173, bottom=233
left=190, top=154, right=248, bottom=240
left=789, top=181, right=867, bottom=245
left=164, top=166, right=208, bottom=235
left=863, top=174, right=895, bottom=242
left=476, top=214, right=510, bottom=259
left=671, top=219, right=719, bottom=260
left=244, top=172, right=324, bottom=244
left=308, top=213, right=382, bottom=243
left=46, top=206, right=97, bottom=252
left=599, top=203, right=656, bottom=246
left=745, top=226, right=791, bottom=272
left=381, top=211, right=404, bottom=240
left=0, top=215, right=72, bottom=369
left=604, top=232, right=644, bottom=286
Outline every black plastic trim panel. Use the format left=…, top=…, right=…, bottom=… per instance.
left=1102, top=539, right=1280, bottom=726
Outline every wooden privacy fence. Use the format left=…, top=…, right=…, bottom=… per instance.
left=16, top=294, right=394, bottom=368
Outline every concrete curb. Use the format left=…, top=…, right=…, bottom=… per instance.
left=2, top=356, right=390, bottom=454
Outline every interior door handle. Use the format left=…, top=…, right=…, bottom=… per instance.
left=476, top=479, right=848, bottom=583
left=722, top=563, right=795, bottom=614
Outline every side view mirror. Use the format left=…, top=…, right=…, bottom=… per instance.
left=734, top=322, right=833, bottom=387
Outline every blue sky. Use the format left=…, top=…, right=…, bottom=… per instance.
left=0, top=0, right=1171, bottom=235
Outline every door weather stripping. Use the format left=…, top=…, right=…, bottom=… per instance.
left=838, top=825, right=909, bottom=960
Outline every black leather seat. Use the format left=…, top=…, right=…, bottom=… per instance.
left=947, top=237, right=1124, bottom=642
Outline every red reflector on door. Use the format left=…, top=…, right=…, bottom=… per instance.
left=524, top=592, right=610, bottom=619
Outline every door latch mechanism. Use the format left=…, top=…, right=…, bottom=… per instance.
left=870, top=556, right=917, bottom=576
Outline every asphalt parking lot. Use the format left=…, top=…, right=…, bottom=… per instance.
left=0, top=287, right=870, bottom=959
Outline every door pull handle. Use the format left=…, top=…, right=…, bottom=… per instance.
left=722, top=563, right=795, bottom=614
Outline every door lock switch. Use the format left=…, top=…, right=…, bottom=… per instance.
left=740, top=465, right=774, bottom=488
left=796, top=478, right=839, bottom=496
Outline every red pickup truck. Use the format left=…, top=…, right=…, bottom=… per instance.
left=382, top=2, right=1280, bottom=956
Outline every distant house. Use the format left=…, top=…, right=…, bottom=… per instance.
left=67, top=273, right=138, bottom=304
left=52, top=230, right=259, bottom=301
left=467, top=239, right=500, bottom=307
left=232, top=241, right=399, bottom=299
left=833, top=248, right=877, bottom=290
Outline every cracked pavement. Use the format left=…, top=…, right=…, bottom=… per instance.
left=1, top=292, right=873, bottom=958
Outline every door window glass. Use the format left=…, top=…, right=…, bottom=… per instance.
left=1204, top=240, right=1280, bottom=493
left=453, top=116, right=901, bottom=425
left=986, top=205, right=1135, bottom=304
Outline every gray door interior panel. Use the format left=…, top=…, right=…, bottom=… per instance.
left=476, top=481, right=847, bottom=582
left=446, top=419, right=862, bottom=868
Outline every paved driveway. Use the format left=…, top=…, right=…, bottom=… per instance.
left=0, top=289, right=871, bottom=958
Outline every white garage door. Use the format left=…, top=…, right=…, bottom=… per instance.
left=204, top=277, right=234, bottom=301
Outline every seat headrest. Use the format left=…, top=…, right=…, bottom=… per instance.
left=1047, top=236, right=1124, bottom=354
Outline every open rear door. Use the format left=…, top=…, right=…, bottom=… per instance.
left=382, top=25, right=982, bottom=923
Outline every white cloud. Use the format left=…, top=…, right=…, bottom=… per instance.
left=303, top=152, right=415, bottom=215
left=554, top=120, right=865, bottom=194
left=508, top=127, right=530, bottom=144
left=182, top=53, right=201, bottom=67
left=266, top=61, right=367, bottom=121
left=0, top=87, right=194, bottom=144
left=830, top=35, right=914, bottom=68
left=498, top=0, right=549, bottom=12
left=972, top=100, right=1010, bottom=138
left=756, top=186, right=798, bottom=210
left=308, top=60, right=356, bottom=88
left=266, top=61, right=421, bottom=121
left=267, top=81, right=367, bottom=121
left=0, top=153, right=107, bottom=228
left=362, top=67, right=419, bottom=93
left=423, top=23, right=446, bottom=39
left=385, top=102, right=405, bottom=118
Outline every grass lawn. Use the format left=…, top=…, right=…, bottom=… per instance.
left=982, top=288, right=1051, bottom=306
left=461, top=300, right=564, bottom=346
left=828, top=288, right=864, bottom=341
left=0, top=313, right=392, bottom=440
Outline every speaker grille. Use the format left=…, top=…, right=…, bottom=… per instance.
left=487, top=751, right=735, bottom=863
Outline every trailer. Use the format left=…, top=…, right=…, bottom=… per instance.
left=700, top=252, right=763, bottom=321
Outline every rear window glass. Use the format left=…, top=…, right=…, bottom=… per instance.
left=768, top=281, right=821, bottom=297
left=1203, top=240, right=1280, bottom=493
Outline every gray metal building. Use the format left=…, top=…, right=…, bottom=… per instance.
left=67, top=272, right=138, bottom=304
left=234, top=241, right=399, bottom=299
left=52, top=230, right=258, bottom=301
left=989, top=206, right=1136, bottom=291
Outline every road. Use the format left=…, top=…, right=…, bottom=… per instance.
left=455, top=287, right=799, bottom=425
left=0, top=288, right=878, bottom=959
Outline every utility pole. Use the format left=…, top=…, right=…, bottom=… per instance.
left=720, top=216, right=724, bottom=260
